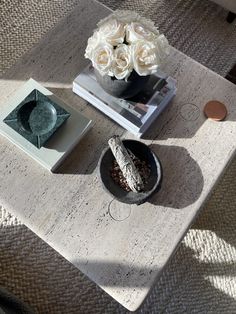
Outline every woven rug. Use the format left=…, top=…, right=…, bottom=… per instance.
left=1, top=0, right=236, bottom=313
left=1, top=0, right=236, bottom=76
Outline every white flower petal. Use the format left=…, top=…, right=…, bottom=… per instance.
left=84, top=30, right=101, bottom=59
left=126, top=22, right=158, bottom=43
left=113, top=44, right=133, bottom=80
left=91, top=43, right=114, bottom=76
left=131, top=40, right=160, bottom=76
left=98, top=18, right=125, bottom=46
left=85, top=10, right=169, bottom=79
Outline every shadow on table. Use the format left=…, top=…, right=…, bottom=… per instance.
left=53, top=129, right=104, bottom=175
left=55, top=141, right=204, bottom=211
left=54, top=141, right=204, bottom=210
left=1, top=223, right=236, bottom=314
left=44, top=86, right=126, bottom=175
left=142, top=98, right=236, bottom=141
left=52, top=124, right=125, bottom=175
left=1, top=0, right=236, bottom=147
left=141, top=101, right=206, bottom=141
left=148, top=144, right=204, bottom=209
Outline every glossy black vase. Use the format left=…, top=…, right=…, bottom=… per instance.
left=94, top=69, right=150, bottom=99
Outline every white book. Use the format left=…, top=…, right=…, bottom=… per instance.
left=73, top=64, right=177, bottom=137
left=0, top=79, right=93, bottom=172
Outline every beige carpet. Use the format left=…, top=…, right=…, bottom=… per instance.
left=1, top=0, right=236, bottom=313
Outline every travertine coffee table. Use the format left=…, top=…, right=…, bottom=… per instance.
left=1, top=0, right=236, bottom=311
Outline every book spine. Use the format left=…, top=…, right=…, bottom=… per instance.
left=72, top=83, right=141, bottom=136
left=0, top=129, right=52, bottom=171
left=139, top=88, right=176, bottom=134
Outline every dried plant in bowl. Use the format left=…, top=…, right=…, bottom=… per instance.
left=98, top=136, right=162, bottom=204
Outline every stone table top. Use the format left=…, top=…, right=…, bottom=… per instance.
left=1, top=0, right=236, bottom=311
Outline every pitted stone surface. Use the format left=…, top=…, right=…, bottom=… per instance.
left=180, top=103, right=200, bottom=121
left=0, top=0, right=236, bottom=312
left=108, top=199, right=132, bottom=221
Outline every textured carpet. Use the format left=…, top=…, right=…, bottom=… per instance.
left=1, top=0, right=236, bottom=313
left=1, top=0, right=236, bottom=76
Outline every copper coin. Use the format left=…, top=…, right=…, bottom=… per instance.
left=204, top=100, right=227, bottom=121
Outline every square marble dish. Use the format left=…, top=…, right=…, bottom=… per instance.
left=0, top=79, right=93, bottom=171
left=3, top=89, right=70, bottom=149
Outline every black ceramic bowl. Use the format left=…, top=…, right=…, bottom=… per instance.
left=98, top=140, right=162, bottom=205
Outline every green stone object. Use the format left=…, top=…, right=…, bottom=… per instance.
left=3, top=89, right=70, bottom=149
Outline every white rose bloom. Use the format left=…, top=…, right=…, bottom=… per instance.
left=131, top=40, right=160, bottom=76
left=113, top=44, right=133, bottom=80
left=84, top=30, right=101, bottom=59
left=126, top=22, right=157, bottom=43
left=155, top=34, right=170, bottom=62
left=98, top=18, right=125, bottom=46
left=85, top=11, right=167, bottom=79
left=91, top=43, right=114, bottom=76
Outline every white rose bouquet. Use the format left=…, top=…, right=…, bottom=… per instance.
left=85, top=10, right=170, bottom=81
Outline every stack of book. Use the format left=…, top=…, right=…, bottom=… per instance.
left=73, top=64, right=177, bottom=137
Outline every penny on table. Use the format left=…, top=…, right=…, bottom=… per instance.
left=204, top=100, right=227, bottom=121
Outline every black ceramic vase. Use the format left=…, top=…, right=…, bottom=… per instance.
left=94, top=69, right=150, bottom=99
